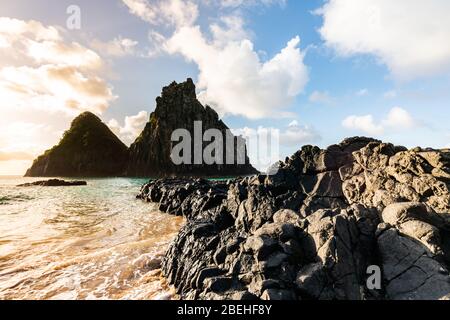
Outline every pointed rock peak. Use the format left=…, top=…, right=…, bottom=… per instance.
left=25, top=111, right=128, bottom=177
left=159, top=78, right=197, bottom=101
left=70, top=111, right=103, bottom=127
left=126, top=78, right=257, bottom=177
left=74, top=111, right=100, bottom=119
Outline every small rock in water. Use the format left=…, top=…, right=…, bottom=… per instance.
left=17, top=179, right=87, bottom=187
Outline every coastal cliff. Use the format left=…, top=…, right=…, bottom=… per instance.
left=25, top=112, right=129, bottom=177
left=138, top=137, right=450, bottom=300
left=126, top=78, right=257, bottom=177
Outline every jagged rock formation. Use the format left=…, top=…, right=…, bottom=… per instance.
left=26, top=79, right=256, bottom=178
left=138, top=137, right=450, bottom=300
left=126, top=78, right=257, bottom=177
left=25, top=112, right=128, bottom=177
left=17, top=179, right=87, bottom=187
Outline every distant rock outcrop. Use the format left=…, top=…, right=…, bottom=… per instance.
left=138, top=137, right=450, bottom=300
left=126, top=78, right=258, bottom=177
left=25, top=112, right=128, bottom=177
left=17, top=179, right=87, bottom=187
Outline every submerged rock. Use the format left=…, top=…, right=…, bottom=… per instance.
left=138, top=137, right=450, bottom=300
left=17, top=179, right=87, bottom=187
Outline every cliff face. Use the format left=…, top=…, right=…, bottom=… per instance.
left=126, top=78, right=257, bottom=177
left=25, top=112, right=128, bottom=177
left=138, top=137, right=450, bottom=300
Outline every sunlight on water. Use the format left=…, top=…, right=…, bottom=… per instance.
left=0, top=176, right=184, bottom=300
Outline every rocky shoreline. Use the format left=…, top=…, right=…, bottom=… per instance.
left=137, top=137, right=450, bottom=300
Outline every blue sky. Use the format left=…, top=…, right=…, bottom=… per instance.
left=1, top=0, right=450, bottom=174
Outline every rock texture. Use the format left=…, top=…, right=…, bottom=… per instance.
left=25, top=112, right=128, bottom=177
left=126, top=79, right=257, bottom=177
left=138, top=137, right=450, bottom=300
left=17, top=179, right=87, bottom=187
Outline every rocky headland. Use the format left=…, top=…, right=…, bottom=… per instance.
left=138, top=137, right=450, bottom=300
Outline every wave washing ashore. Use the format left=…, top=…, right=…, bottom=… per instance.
left=0, top=177, right=183, bottom=300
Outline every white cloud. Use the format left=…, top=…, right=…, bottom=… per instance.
left=317, top=0, right=450, bottom=80
left=0, top=17, right=60, bottom=41
left=384, top=90, right=397, bottom=99
left=166, top=27, right=308, bottom=119
left=342, top=114, right=384, bottom=135
left=0, top=17, right=116, bottom=116
left=147, top=30, right=167, bottom=57
left=91, top=37, right=139, bottom=57
left=309, top=90, right=332, bottom=104
left=108, top=111, right=149, bottom=145
left=210, top=15, right=249, bottom=47
left=288, top=120, right=298, bottom=127
left=233, top=123, right=320, bottom=148
left=356, top=88, right=369, bottom=96
left=26, top=40, right=103, bottom=70
left=342, top=107, right=417, bottom=135
left=280, top=123, right=321, bottom=146
left=217, top=0, right=286, bottom=8
left=122, top=0, right=198, bottom=28
left=0, top=64, right=114, bottom=115
left=124, top=0, right=309, bottom=119
left=232, top=122, right=320, bottom=171
left=382, top=106, right=416, bottom=129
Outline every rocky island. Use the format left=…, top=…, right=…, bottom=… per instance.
left=25, top=79, right=257, bottom=178
left=25, top=112, right=129, bottom=177
left=126, top=78, right=257, bottom=177
left=138, top=137, right=450, bottom=300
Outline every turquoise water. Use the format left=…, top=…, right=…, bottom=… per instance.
left=0, top=176, right=184, bottom=300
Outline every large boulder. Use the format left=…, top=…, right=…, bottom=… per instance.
left=378, top=228, right=450, bottom=300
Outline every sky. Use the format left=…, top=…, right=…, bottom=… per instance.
left=1, top=0, right=450, bottom=175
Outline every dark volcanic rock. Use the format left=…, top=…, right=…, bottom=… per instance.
left=126, top=78, right=257, bottom=178
left=138, top=137, right=450, bottom=300
left=25, top=112, right=128, bottom=177
left=17, top=179, right=87, bottom=187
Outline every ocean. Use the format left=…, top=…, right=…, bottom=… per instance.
left=0, top=176, right=184, bottom=300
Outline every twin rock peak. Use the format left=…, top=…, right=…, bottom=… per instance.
left=25, top=78, right=257, bottom=178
